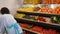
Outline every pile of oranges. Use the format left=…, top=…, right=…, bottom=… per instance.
left=38, top=6, right=60, bottom=14
left=54, top=0, right=60, bottom=4
left=53, top=6, right=60, bottom=14
left=38, top=7, right=53, bottom=14
left=42, top=0, right=60, bottom=4
left=42, top=0, right=53, bottom=4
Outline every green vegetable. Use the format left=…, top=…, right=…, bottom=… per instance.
left=57, top=19, right=60, bottom=24
left=53, top=16, right=57, bottom=21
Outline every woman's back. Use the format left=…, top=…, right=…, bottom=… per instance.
left=0, top=7, right=23, bottom=34
left=3, top=14, right=16, bottom=25
left=3, top=14, right=23, bottom=34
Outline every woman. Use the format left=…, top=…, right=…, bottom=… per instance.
left=0, top=7, right=23, bottom=34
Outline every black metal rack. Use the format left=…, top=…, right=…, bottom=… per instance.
left=17, top=11, right=60, bottom=18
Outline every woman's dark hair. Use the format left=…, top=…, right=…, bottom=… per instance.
left=1, top=7, right=10, bottom=14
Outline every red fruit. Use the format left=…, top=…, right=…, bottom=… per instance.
left=43, top=29, right=48, bottom=34
left=52, top=30, right=57, bottom=34
left=48, top=29, right=57, bottom=34
left=20, top=23, right=28, bottom=28
left=38, top=17, right=46, bottom=22
left=56, top=32, right=60, bottom=34
left=31, top=26, right=43, bottom=33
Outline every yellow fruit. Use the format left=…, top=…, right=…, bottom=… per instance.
left=18, top=7, right=35, bottom=12
left=15, top=13, right=25, bottom=18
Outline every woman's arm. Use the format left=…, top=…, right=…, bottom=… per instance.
left=0, top=16, right=5, bottom=34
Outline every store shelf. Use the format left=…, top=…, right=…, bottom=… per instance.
left=22, top=27, right=41, bottom=34
left=17, top=11, right=60, bottom=18
left=15, top=18, right=60, bottom=31
left=16, top=18, right=60, bottom=26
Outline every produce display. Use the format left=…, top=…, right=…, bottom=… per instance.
left=15, top=13, right=51, bottom=23
left=31, top=26, right=43, bottom=33
left=20, top=23, right=60, bottom=34
left=23, top=15, right=35, bottom=21
left=42, top=0, right=53, bottom=4
left=20, top=23, right=33, bottom=29
left=31, top=26, right=60, bottom=34
left=24, top=0, right=39, bottom=4
left=51, top=16, right=60, bottom=24
left=24, top=0, right=60, bottom=4
left=42, top=0, right=60, bottom=4
left=54, top=0, right=60, bottom=4
left=18, top=7, right=40, bottom=12
left=18, top=6, right=60, bottom=14
left=18, top=7, right=35, bottom=12
left=43, top=0, right=60, bottom=4
left=20, top=23, right=28, bottom=28
left=16, top=4, right=60, bottom=34
left=35, top=16, right=51, bottom=23
left=38, top=6, right=60, bottom=14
